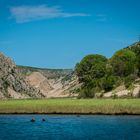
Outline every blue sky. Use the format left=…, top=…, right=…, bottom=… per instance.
left=0, top=0, right=140, bottom=68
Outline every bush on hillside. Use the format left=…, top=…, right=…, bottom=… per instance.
left=124, top=74, right=137, bottom=88
left=128, top=42, right=140, bottom=76
left=77, top=87, right=95, bottom=98
left=110, top=49, right=137, bottom=77
left=99, top=75, right=117, bottom=92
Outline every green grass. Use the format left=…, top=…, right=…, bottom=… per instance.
left=0, top=99, right=140, bottom=114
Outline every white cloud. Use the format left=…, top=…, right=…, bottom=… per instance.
left=9, top=5, right=90, bottom=23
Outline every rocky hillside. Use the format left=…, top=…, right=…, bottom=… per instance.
left=127, top=41, right=140, bottom=49
left=26, top=72, right=53, bottom=97
left=0, top=52, right=80, bottom=99
left=18, top=66, right=80, bottom=98
left=76, top=41, right=140, bottom=98
left=0, top=53, right=44, bottom=99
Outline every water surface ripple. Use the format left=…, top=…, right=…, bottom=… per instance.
left=0, top=115, right=140, bottom=140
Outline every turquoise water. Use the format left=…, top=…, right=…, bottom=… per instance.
left=0, top=115, right=140, bottom=140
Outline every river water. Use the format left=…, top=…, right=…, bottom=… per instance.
left=0, top=115, right=140, bottom=140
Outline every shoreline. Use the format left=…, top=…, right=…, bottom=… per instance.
left=0, top=113, right=140, bottom=115
left=0, top=99, right=140, bottom=115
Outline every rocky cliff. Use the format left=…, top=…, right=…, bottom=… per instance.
left=0, top=53, right=44, bottom=99
left=0, top=52, right=80, bottom=99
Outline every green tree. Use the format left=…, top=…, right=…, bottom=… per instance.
left=75, top=54, right=108, bottom=98
left=110, top=49, right=137, bottom=77
left=75, top=54, right=108, bottom=84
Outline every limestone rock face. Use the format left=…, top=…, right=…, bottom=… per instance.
left=133, top=85, right=140, bottom=97
left=115, top=90, right=129, bottom=97
left=103, top=92, right=113, bottom=98
left=0, top=53, right=43, bottom=99
left=26, top=72, right=80, bottom=98
left=26, top=72, right=53, bottom=97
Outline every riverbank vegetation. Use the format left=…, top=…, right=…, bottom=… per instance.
left=75, top=42, right=140, bottom=98
left=0, top=99, right=140, bottom=115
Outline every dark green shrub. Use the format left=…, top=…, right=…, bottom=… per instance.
left=100, top=76, right=117, bottom=92
left=78, top=87, right=95, bottom=98
left=124, top=74, right=137, bottom=88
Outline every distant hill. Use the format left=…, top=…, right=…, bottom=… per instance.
left=17, top=66, right=79, bottom=98
left=18, top=65, right=73, bottom=80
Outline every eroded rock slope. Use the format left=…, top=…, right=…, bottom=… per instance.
left=0, top=53, right=44, bottom=99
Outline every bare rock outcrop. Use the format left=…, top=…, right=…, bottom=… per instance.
left=0, top=53, right=43, bottom=99
left=26, top=71, right=80, bottom=98
left=133, top=85, right=140, bottom=97
left=26, top=72, right=53, bottom=97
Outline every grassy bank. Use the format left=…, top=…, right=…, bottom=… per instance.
left=0, top=99, right=140, bottom=115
